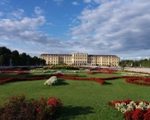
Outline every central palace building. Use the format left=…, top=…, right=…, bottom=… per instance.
left=40, top=53, right=120, bottom=66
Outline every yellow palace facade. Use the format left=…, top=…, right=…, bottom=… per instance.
left=40, top=53, right=120, bottom=66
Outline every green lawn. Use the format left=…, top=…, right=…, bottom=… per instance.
left=0, top=72, right=150, bottom=120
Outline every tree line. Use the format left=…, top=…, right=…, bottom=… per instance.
left=119, top=59, right=150, bottom=68
left=0, top=47, right=45, bottom=66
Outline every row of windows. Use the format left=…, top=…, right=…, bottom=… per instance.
left=73, top=62, right=87, bottom=63
left=43, top=56, right=118, bottom=59
left=46, top=59, right=122, bottom=61
left=48, top=60, right=71, bottom=62
left=48, top=59, right=58, bottom=60
left=73, top=54, right=87, bottom=56
left=48, top=61, right=118, bottom=63
left=47, top=63, right=118, bottom=66
left=45, top=57, right=118, bottom=61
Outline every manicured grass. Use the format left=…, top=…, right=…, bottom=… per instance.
left=0, top=72, right=150, bottom=120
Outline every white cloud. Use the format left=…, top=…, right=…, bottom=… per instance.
left=0, top=7, right=74, bottom=54
left=0, top=6, right=47, bottom=44
left=71, top=0, right=150, bottom=57
left=11, top=9, right=24, bottom=19
left=72, top=1, right=79, bottom=6
left=0, top=16, right=45, bottom=30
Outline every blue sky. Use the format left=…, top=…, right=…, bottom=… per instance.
left=0, top=0, right=150, bottom=59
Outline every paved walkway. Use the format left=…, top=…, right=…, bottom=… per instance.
left=125, top=67, right=150, bottom=74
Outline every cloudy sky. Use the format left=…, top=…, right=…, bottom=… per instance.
left=0, top=0, right=150, bottom=59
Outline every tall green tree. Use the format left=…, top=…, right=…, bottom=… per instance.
left=0, top=46, right=46, bottom=66
left=11, top=50, right=19, bottom=66
left=120, top=59, right=150, bottom=68
left=0, top=47, right=11, bottom=66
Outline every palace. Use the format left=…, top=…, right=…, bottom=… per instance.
left=40, top=53, right=120, bottom=66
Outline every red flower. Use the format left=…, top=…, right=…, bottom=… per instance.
left=144, top=109, right=150, bottom=120
left=147, top=109, right=150, bottom=113
left=124, top=99, right=132, bottom=104
left=125, top=77, right=150, bottom=86
left=132, top=109, right=144, bottom=120
left=36, top=107, right=41, bottom=113
left=47, top=97, right=61, bottom=108
left=124, top=111, right=134, bottom=120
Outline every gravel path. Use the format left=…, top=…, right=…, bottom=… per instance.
left=125, top=67, right=150, bottom=74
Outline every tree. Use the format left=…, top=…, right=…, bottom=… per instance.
left=0, top=47, right=11, bottom=66
left=119, top=59, right=150, bottom=68
left=0, top=55, right=5, bottom=66
left=0, top=46, right=46, bottom=66
left=11, top=50, right=19, bottom=66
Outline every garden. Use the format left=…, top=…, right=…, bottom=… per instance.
left=0, top=67, right=150, bottom=120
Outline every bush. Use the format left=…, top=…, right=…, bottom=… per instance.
left=0, top=96, right=62, bottom=120
left=89, top=68, right=117, bottom=74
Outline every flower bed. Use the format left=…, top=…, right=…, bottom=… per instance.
left=0, top=73, right=124, bottom=85
left=0, top=70, right=29, bottom=74
left=52, top=73, right=105, bottom=85
left=0, top=78, right=14, bottom=84
left=0, top=75, right=52, bottom=84
left=125, top=77, right=150, bottom=86
left=0, top=96, right=62, bottom=120
left=87, top=71, right=100, bottom=74
left=102, top=76, right=123, bottom=80
left=0, top=68, right=30, bottom=74
left=109, top=99, right=150, bottom=120
left=88, top=68, right=117, bottom=74
left=1, top=72, right=149, bottom=86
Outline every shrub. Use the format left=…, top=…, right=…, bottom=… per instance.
left=0, top=96, right=62, bottom=120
